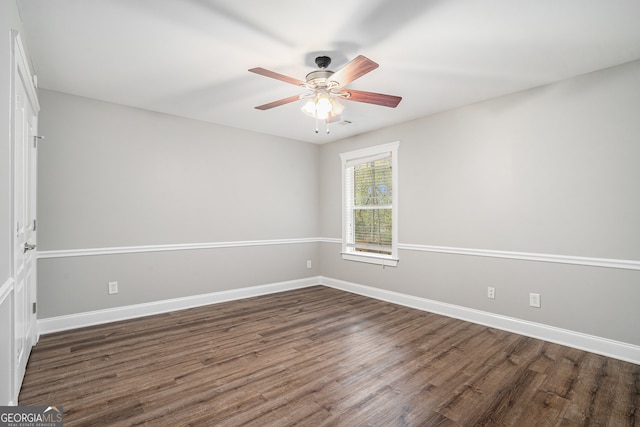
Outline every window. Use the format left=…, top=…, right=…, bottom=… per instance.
left=340, top=142, right=399, bottom=266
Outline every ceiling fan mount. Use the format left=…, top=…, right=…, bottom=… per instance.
left=314, top=55, right=332, bottom=69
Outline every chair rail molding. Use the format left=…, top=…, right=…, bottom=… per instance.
left=320, top=238, right=640, bottom=271
left=38, top=238, right=640, bottom=271
left=37, top=238, right=321, bottom=259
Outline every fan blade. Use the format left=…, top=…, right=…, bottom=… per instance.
left=255, top=95, right=301, bottom=110
left=249, top=67, right=305, bottom=86
left=340, top=89, right=402, bottom=108
left=330, top=55, right=379, bottom=87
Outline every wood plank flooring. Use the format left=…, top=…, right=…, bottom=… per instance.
left=19, top=286, right=640, bottom=426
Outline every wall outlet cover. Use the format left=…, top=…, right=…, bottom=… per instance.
left=108, top=281, right=118, bottom=294
left=529, top=292, right=541, bottom=308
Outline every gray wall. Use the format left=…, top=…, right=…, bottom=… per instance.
left=37, top=90, right=320, bottom=317
left=320, top=60, right=640, bottom=345
left=36, top=60, right=640, bottom=348
left=38, top=91, right=319, bottom=248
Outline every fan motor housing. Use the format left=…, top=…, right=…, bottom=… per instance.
left=306, top=70, right=334, bottom=88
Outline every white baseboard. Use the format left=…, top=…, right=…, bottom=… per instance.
left=38, top=277, right=321, bottom=335
left=319, top=276, right=640, bottom=365
left=37, top=275, right=640, bottom=365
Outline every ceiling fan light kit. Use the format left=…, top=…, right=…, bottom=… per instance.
left=249, top=55, right=402, bottom=134
left=301, top=93, right=344, bottom=120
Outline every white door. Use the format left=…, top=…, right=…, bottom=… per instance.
left=12, top=31, right=39, bottom=400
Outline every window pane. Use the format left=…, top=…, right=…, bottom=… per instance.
left=354, top=208, right=392, bottom=254
left=354, top=159, right=392, bottom=206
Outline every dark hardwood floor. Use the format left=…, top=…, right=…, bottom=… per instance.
left=19, top=286, right=640, bottom=426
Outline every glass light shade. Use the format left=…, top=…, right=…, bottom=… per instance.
left=330, top=98, right=345, bottom=115
left=301, top=99, right=317, bottom=117
left=301, top=93, right=345, bottom=121
left=315, top=96, right=332, bottom=120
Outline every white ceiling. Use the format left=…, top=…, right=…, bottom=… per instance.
left=17, top=0, right=640, bottom=144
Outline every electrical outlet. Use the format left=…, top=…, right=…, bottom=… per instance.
left=306, top=260, right=312, bottom=269
left=529, top=293, right=541, bottom=308
left=487, top=287, right=495, bottom=299
left=108, top=281, right=118, bottom=295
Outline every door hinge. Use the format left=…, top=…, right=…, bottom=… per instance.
left=34, top=135, right=45, bottom=147
left=32, top=302, right=37, bottom=314
left=33, top=219, right=37, bottom=231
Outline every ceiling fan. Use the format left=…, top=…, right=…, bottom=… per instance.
left=249, top=55, right=402, bottom=133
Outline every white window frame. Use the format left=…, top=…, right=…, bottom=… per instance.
left=340, top=141, right=399, bottom=267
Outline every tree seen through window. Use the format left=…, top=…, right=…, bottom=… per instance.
left=353, top=159, right=392, bottom=254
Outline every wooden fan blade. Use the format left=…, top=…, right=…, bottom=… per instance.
left=340, top=89, right=402, bottom=108
left=249, top=67, right=305, bottom=86
left=255, top=95, right=301, bottom=110
left=330, top=55, right=379, bottom=87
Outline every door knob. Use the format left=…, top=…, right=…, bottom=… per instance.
left=23, top=242, right=36, bottom=253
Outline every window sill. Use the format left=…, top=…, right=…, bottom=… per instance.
left=341, top=252, right=399, bottom=267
